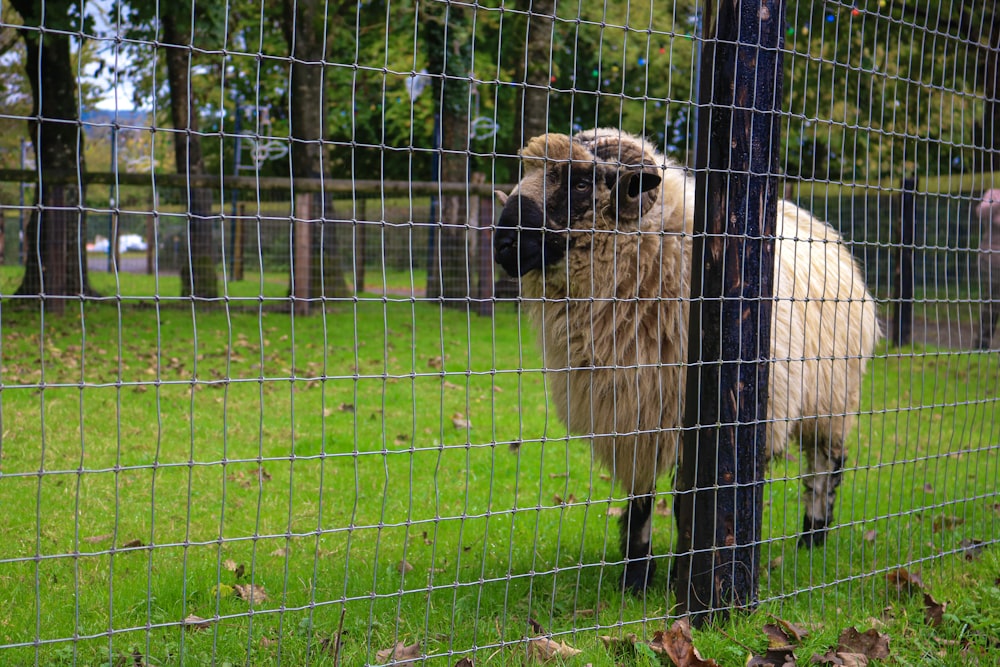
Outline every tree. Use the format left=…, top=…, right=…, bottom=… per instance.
left=514, top=0, right=556, bottom=148
left=423, top=1, right=474, bottom=306
left=281, top=0, right=349, bottom=302
left=117, top=0, right=221, bottom=298
left=159, top=2, right=219, bottom=299
left=10, top=0, right=97, bottom=308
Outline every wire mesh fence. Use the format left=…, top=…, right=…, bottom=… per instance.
left=0, top=0, right=998, bottom=665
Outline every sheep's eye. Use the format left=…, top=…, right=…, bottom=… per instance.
left=573, top=179, right=591, bottom=192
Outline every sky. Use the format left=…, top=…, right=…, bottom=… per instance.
left=84, top=0, right=138, bottom=111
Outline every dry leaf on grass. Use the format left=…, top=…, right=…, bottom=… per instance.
left=427, top=356, right=443, bottom=369
left=182, top=614, right=213, bottom=630
left=376, top=641, right=422, bottom=666
left=932, top=515, right=964, bottom=533
left=746, top=622, right=801, bottom=667
left=770, top=617, right=809, bottom=643
left=527, top=617, right=545, bottom=634
left=810, top=627, right=890, bottom=666
left=453, top=658, right=474, bottom=667
left=766, top=556, right=784, bottom=571
left=233, top=583, right=268, bottom=604
left=863, top=529, right=877, bottom=543
left=443, top=380, right=461, bottom=390
left=553, top=493, right=577, bottom=505
left=398, top=560, right=414, bottom=574
left=649, top=619, right=720, bottom=667
left=120, top=539, right=145, bottom=549
left=525, top=636, right=582, bottom=662
left=318, top=633, right=343, bottom=658
left=923, top=592, right=946, bottom=627
left=959, top=538, right=986, bottom=560
left=606, top=506, right=624, bottom=517
left=259, top=636, right=277, bottom=648
left=339, top=402, right=355, bottom=413
left=886, top=568, right=924, bottom=595
left=83, top=534, right=113, bottom=544
left=451, top=412, right=471, bottom=429
left=270, top=547, right=287, bottom=557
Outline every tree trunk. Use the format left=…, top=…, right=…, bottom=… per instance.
left=514, top=0, right=555, bottom=149
left=163, top=8, right=218, bottom=300
left=283, top=0, right=349, bottom=304
left=424, top=3, right=473, bottom=307
left=12, top=0, right=95, bottom=307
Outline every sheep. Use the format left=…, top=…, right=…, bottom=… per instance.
left=976, top=189, right=1000, bottom=349
left=493, top=128, right=882, bottom=595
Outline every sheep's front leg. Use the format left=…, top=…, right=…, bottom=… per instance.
left=798, top=438, right=845, bottom=548
left=619, top=494, right=655, bottom=594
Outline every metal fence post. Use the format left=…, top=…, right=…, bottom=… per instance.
left=674, top=0, right=785, bottom=625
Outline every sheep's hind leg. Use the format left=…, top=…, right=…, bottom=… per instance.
left=798, top=436, right=845, bottom=548
left=620, top=494, right=655, bottom=594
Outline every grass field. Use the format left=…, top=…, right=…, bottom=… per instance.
left=0, top=269, right=998, bottom=665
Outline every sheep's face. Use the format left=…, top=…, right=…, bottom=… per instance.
left=494, top=133, right=661, bottom=278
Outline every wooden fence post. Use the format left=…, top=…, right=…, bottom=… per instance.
left=674, top=0, right=785, bottom=625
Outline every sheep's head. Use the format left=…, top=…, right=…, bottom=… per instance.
left=494, top=131, right=662, bottom=278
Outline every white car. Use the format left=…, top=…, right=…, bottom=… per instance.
left=90, top=234, right=148, bottom=253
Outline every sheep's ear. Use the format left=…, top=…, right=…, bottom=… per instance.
left=612, top=167, right=661, bottom=222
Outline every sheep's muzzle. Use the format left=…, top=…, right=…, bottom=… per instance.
left=494, top=194, right=567, bottom=277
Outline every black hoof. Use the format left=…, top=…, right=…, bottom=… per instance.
left=798, top=516, right=829, bottom=548
left=622, top=558, right=657, bottom=595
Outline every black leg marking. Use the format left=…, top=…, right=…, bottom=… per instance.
left=799, top=449, right=845, bottom=549
left=619, top=495, right=655, bottom=595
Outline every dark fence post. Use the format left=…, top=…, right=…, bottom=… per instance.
left=892, top=177, right=917, bottom=346
left=674, top=0, right=785, bottom=625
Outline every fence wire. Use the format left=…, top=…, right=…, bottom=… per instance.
left=0, top=0, right=998, bottom=665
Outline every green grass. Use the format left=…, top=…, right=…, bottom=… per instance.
left=0, top=282, right=997, bottom=665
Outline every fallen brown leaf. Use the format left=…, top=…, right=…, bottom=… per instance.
left=421, top=531, right=433, bottom=546
left=427, top=356, right=442, bottom=369
left=376, top=641, right=422, bottom=666
left=120, top=539, right=144, bottom=549
left=932, top=515, right=964, bottom=533
left=771, top=617, right=809, bottom=643
left=525, top=636, right=582, bottom=662
left=836, top=627, right=890, bottom=660
left=607, top=506, right=625, bottom=518
left=398, top=560, right=414, bottom=574
left=959, top=538, right=986, bottom=560
left=747, top=648, right=796, bottom=667
left=451, top=412, right=471, bottom=429
left=453, top=658, right=474, bottom=667
left=443, top=380, right=461, bottom=391
left=259, top=636, right=277, bottom=648
left=339, top=402, right=355, bottom=413
left=83, top=534, right=113, bottom=544
left=649, top=619, right=720, bottom=667
left=528, top=617, right=545, bottom=634
left=223, top=559, right=239, bottom=572
left=233, top=583, right=268, bottom=604
left=923, top=483, right=934, bottom=493
left=182, top=614, right=213, bottom=630
left=548, top=472, right=568, bottom=479
left=553, top=493, right=577, bottom=505
left=863, top=529, right=877, bottom=543
left=762, top=624, right=795, bottom=649
left=599, top=473, right=612, bottom=482
left=270, top=547, right=287, bottom=557
left=923, top=592, right=946, bottom=627
left=655, top=498, right=672, bottom=517
left=767, top=556, right=784, bottom=571
left=886, top=568, right=924, bottom=595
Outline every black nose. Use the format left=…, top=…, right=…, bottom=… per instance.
left=494, top=195, right=546, bottom=277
